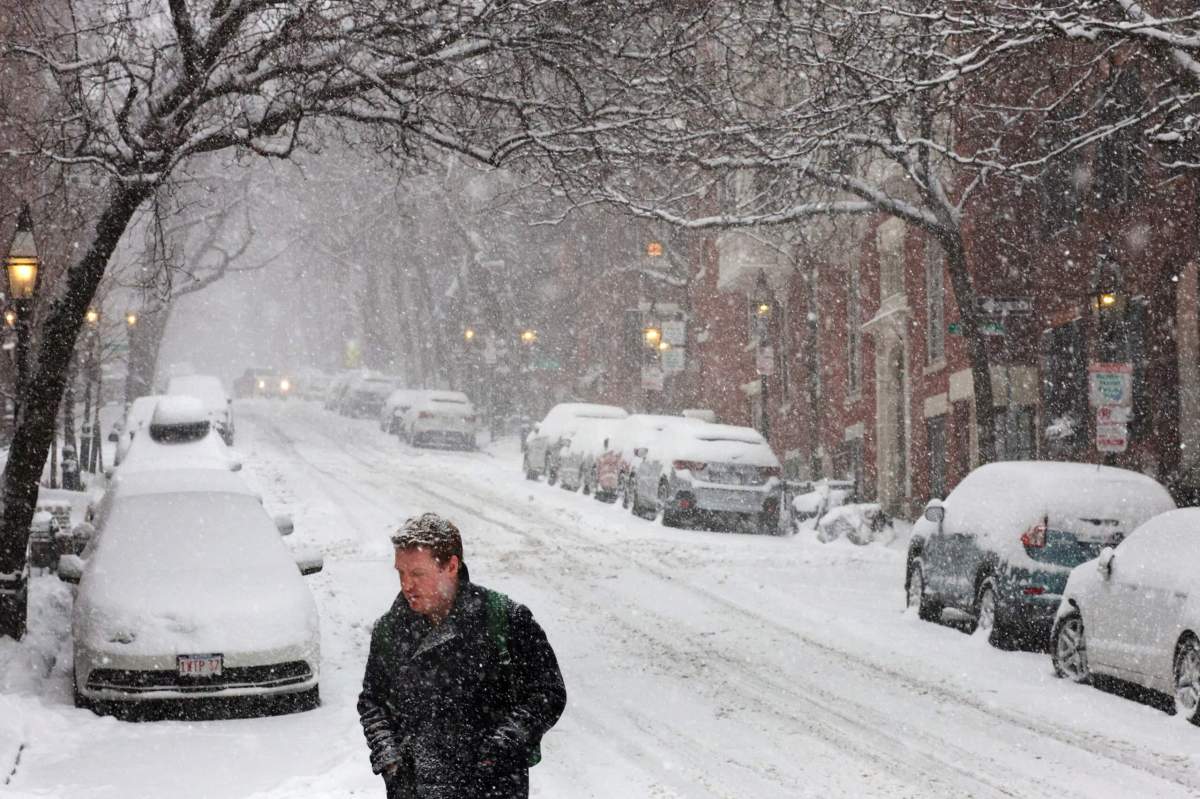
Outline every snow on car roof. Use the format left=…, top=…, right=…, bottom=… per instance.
left=691, top=423, right=766, bottom=445
left=166, top=374, right=228, bottom=410
left=667, top=424, right=779, bottom=467
left=425, top=391, right=470, bottom=403
left=150, top=395, right=208, bottom=427
left=106, top=468, right=256, bottom=499
left=946, top=461, right=1175, bottom=546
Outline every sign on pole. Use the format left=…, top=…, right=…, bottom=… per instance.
left=641, top=367, right=664, bottom=392
left=756, top=347, right=774, bottom=376
left=662, top=347, right=686, bottom=373
left=662, top=320, right=687, bottom=346
left=948, top=320, right=1004, bottom=337
left=1088, top=362, right=1133, bottom=407
left=975, top=296, right=1034, bottom=315
left=1096, top=422, right=1128, bottom=453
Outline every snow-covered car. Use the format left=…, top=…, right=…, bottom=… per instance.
left=110, top=394, right=167, bottom=466
left=166, top=374, right=234, bottom=445
left=233, top=367, right=285, bottom=399
left=907, top=461, right=1175, bottom=649
left=114, top=396, right=242, bottom=477
left=557, top=417, right=623, bottom=494
left=524, top=403, right=628, bottom=483
left=595, top=414, right=703, bottom=504
left=339, top=373, right=400, bottom=418
left=402, top=391, right=476, bottom=449
left=1051, top=507, right=1200, bottom=722
left=59, top=468, right=322, bottom=716
left=632, top=423, right=786, bottom=534
left=379, top=388, right=426, bottom=434
left=323, top=372, right=355, bottom=411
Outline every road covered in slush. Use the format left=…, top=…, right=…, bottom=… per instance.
left=4, top=399, right=1200, bottom=798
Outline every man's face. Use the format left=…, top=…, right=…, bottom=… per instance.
left=394, top=547, right=460, bottom=620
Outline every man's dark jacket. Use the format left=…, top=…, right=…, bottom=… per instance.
left=358, top=577, right=566, bottom=799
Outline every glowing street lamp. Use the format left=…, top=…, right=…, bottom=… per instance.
left=642, top=324, right=662, bottom=347
left=3, top=309, right=14, bottom=328
left=5, top=206, right=39, bottom=301
left=464, top=327, right=477, bottom=343
left=125, top=311, right=138, bottom=327
left=520, top=329, right=537, bottom=345
left=85, top=308, right=100, bottom=325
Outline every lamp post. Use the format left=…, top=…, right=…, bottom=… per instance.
left=752, top=270, right=773, bottom=443
left=80, top=309, right=101, bottom=473
left=5, top=204, right=39, bottom=432
left=123, top=310, right=138, bottom=407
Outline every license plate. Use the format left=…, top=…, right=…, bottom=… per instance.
left=177, top=654, right=223, bottom=678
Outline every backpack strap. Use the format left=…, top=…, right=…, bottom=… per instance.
left=482, top=589, right=542, bottom=767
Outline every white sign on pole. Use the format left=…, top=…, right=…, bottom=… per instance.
left=641, top=367, right=664, bottom=392
left=1096, top=422, right=1128, bottom=453
left=975, top=296, right=1034, bottom=315
left=1096, top=404, right=1132, bottom=425
left=662, top=347, right=686, bottom=373
left=662, top=320, right=686, bottom=346
left=1088, top=362, right=1133, bottom=407
left=756, top=347, right=774, bottom=376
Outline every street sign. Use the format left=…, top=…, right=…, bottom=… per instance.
left=662, top=320, right=686, bottom=346
left=532, top=355, right=560, bottom=371
left=1089, top=362, right=1133, bottom=407
left=756, top=347, right=774, bottom=376
left=1096, top=422, right=1128, bottom=453
left=662, top=346, right=686, bottom=373
left=641, top=367, right=664, bottom=392
left=975, top=296, right=1034, bottom=316
left=948, top=321, right=1004, bottom=336
left=1096, top=404, right=1132, bottom=424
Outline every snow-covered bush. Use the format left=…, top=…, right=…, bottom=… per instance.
left=816, top=503, right=894, bottom=546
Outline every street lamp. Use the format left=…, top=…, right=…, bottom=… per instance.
left=520, top=328, right=537, bottom=345
left=5, top=204, right=39, bottom=430
left=464, top=327, right=477, bottom=343
left=751, top=270, right=773, bottom=443
left=3, top=309, right=14, bottom=328
left=125, top=311, right=138, bottom=327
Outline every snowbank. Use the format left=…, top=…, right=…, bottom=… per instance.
left=815, top=503, right=895, bottom=546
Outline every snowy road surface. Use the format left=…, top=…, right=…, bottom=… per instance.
left=4, top=400, right=1200, bottom=798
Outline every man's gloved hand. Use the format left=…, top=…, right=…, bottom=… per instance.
left=479, top=721, right=528, bottom=767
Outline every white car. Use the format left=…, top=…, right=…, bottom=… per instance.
left=632, top=423, right=785, bottom=533
left=1052, top=507, right=1200, bottom=722
left=403, top=391, right=477, bottom=449
left=340, top=373, right=401, bottom=418
left=167, top=374, right=234, bottom=445
left=524, top=403, right=628, bottom=483
left=557, top=417, right=623, bottom=494
left=110, top=394, right=166, bottom=466
left=60, top=468, right=321, bottom=716
left=595, top=414, right=705, bottom=505
left=114, top=397, right=241, bottom=477
left=379, top=388, right=426, bottom=434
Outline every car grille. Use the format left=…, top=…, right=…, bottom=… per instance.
left=87, top=661, right=312, bottom=694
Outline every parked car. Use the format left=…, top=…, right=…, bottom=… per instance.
left=595, top=414, right=703, bottom=504
left=379, top=389, right=426, bottom=434
left=115, top=397, right=241, bottom=477
left=295, top=370, right=331, bottom=401
left=524, top=403, right=628, bottom=483
left=110, top=394, right=167, bottom=466
left=906, top=461, right=1175, bottom=648
left=233, top=367, right=284, bottom=399
left=402, top=391, right=476, bottom=449
left=340, top=373, right=400, bottom=418
left=632, top=423, right=786, bottom=534
left=59, top=468, right=322, bottom=716
left=166, top=374, right=234, bottom=445
left=323, top=372, right=355, bottom=411
left=1051, top=507, right=1200, bottom=722
left=557, top=417, right=623, bottom=493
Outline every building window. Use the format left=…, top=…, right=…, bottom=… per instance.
left=1095, top=68, right=1146, bottom=209
left=926, top=415, right=947, bottom=499
left=1038, top=100, right=1086, bottom=235
left=835, top=436, right=865, bottom=500
left=925, top=241, right=945, bottom=365
left=951, top=400, right=972, bottom=479
left=878, top=220, right=905, bottom=299
left=848, top=261, right=862, bottom=395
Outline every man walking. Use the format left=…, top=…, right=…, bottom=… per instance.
left=358, top=513, right=566, bottom=799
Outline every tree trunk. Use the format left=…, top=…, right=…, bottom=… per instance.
left=123, top=305, right=171, bottom=404
left=942, top=234, right=997, bottom=465
left=0, top=183, right=149, bottom=639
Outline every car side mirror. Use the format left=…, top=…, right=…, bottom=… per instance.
left=634, top=447, right=648, bottom=458
left=1098, top=546, right=1116, bottom=579
left=108, top=430, right=119, bottom=442
left=58, top=554, right=85, bottom=584
left=923, top=503, right=945, bottom=524
left=275, top=514, right=294, bottom=537
left=295, top=550, right=323, bottom=575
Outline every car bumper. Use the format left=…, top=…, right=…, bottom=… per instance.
left=996, top=566, right=1069, bottom=639
left=75, top=644, right=319, bottom=703
left=671, top=480, right=780, bottom=515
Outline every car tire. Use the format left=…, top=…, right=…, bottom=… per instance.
left=1175, top=635, right=1200, bottom=724
left=620, top=476, right=631, bottom=509
left=523, top=453, right=538, bottom=481
left=973, top=577, right=1012, bottom=647
left=1052, top=612, right=1091, bottom=684
left=546, top=457, right=558, bottom=487
left=906, top=562, right=941, bottom=622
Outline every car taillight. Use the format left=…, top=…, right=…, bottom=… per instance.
left=673, top=460, right=706, bottom=472
left=1021, top=524, right=1046, bottom=548
left=760, top=466, right=781, bottom=478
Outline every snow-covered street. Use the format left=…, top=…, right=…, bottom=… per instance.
left=5, top=400, right=1200, bottom=798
